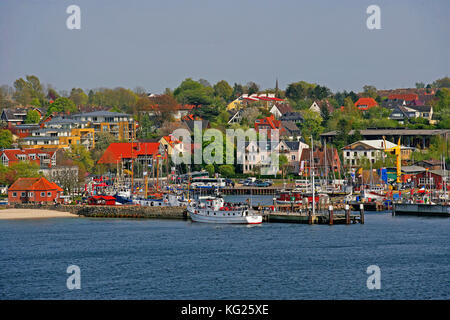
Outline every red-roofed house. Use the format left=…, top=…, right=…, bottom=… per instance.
left=97, top=142, right=162, bottom=167
left=354, top=98, right=378, bottom=111
left=1, top=149, right=57, bottom=168
left=159, top=135, right=186, bottom=158
left=8, top=177, right=63, bottom=204
left=254, top=115, right=286, bottom=137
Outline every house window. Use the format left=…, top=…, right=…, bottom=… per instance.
left=12, top=192, right=17, bottom=197
left=346, top=152, right=350, bottom=157
left=28, top=192, right=33, bottom=197
left=364, top=152, right=367, bottom=156
left=47, top=192, right=52, bottom=197
left=21, top=192, right=26, bottom=197
left=41, top=192, right=45, bottom=197
left=292, top=155, right=295, bottom=160
left=353, top=152, right=357, bottom=156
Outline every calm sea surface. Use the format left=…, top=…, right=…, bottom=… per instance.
left=0, top=195, right=449, bottom=300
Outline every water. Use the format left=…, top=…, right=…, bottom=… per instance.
left=0, top=197, right=449, bottom=299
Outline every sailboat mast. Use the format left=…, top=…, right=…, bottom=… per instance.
left=311, top=135, right=315, bottom=216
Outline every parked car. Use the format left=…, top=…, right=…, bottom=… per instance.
left=264, top=179, right=273, bottom=186
left=254, top=180, right=270, bottom=187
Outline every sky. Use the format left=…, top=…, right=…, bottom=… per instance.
left=0, top=0, right=449, bottom=94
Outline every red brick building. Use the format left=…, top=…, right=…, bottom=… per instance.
left=8, top=177, right=63, bottom=204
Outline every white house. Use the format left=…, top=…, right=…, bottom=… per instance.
left=342, top=139, right=412, bottom=167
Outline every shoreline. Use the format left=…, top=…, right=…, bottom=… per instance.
left=0, top=209, right=78, bottom=220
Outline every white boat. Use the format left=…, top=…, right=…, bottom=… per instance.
left=187, top=197, right=262, bottom=224
left=133, top=194, right=186, bottom=207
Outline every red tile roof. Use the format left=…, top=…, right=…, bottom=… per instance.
left=388, top=93, right=418, bottom=101
left=8, top=177, right=63, bottom=192
left=1, top=149, right=56, bottom=166
left=98, top=142, right=160, bottom=164
left=354, top=98, right=378, bottom=110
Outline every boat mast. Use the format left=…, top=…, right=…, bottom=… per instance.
left=311, top=135, right=315, bottom=216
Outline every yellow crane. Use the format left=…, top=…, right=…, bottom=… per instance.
left=383, top=136, right=402, bottom=184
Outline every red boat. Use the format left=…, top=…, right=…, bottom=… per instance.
left=276, top=190, right=325, bottom=204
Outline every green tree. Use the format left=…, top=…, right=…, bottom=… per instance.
left=13, top=75, right=45, bottom=106
left=432, top=77, right=450, bottom=88
left=66, top=144, right=94, bottom=173
left=24, top=109, right=41, bottom=124
left=300, top=109, right=324, bottom=142
left=218, top=164, right=235, bottom=177
left=47, top=97, right=77, bottom=115
left=173, top=78, right=214, bottom=105
left=205, top=164, right=215, bottom=177
left=0, top=129, right=13, bottom=149
left=69, top=88, right=88, bottom=106
left=213, top=80, right=233, bottom=101
left=362, top=85, right=377, bottom=98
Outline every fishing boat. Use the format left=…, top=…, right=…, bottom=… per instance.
left=187, top=196, right=262, bottom=224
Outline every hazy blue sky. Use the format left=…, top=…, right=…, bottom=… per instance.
left=1, top=0, right=449, bottom=94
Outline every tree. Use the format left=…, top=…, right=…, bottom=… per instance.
left=13, top=75, right=45, bottom=106
left=362, top=85, right=377, bottom=98
left=279, top=154, right=289, bottom=178
left=218, top=164, right=235, bottom=177
left=47, top=97, right=77, bottom=115
left=232, top=83, right=244, bottom=98
left=0, top=129, right=13, bottom=149
left=66, top=144, right=94, bottom=173
left=246, top=82, right=260, bottom=95
left=300, top=109, right=324, bottom=142
left=213, top=80, right=233, bottom=101
left=415, top=82, right=425, bottom=89
left=24, top=109, right=41, bottom=124
left=173, top=78, right=214, bottom=105
left=92, top=132, right=118, bottom=163
left=205, top=164, right=215, bottom=177
left=432, top=77, right=450, bottom=88
left=69, top=88, right=88, bottom=106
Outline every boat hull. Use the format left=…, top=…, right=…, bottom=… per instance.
left=188, top=208, right=262, bottom=224
left=393, top=203, right=450, bottom=217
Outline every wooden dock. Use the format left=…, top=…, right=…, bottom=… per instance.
left=264, top=211, right=362, bottom=224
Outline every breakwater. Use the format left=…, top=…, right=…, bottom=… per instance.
left=9, top=204, right=187, bottom=219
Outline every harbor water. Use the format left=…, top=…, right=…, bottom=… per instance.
left=0, top=195, right=449, bottom=299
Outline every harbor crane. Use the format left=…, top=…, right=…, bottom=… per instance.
left=383, top=136, right=402, bottom=184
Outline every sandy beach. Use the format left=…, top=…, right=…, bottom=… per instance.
left=0, top=209, right=78, bottom=220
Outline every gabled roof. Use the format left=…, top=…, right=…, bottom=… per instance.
left=98, top=142, right=160, bottom=164
left=8, top=177, right=63, bottom=192
left=342, top=139, right=402, bottom=150
left=354, top=98, right=378, bottom=110
left=273, top=103, right=293, bottom=115
left=281, top=112, right=304, bottom=122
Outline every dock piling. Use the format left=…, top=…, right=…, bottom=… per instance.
left=345, top=204, right=350, bottom=224
left=328, top=205, right=334, bottom=225
left=360, top=203, right=365, bottom=224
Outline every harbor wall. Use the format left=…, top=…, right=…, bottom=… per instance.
left=8, top=204, right=187, bottom=219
